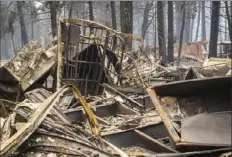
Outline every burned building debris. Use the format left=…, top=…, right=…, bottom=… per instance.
left=147, top=76, right=231, bottom=151
left=0, top=19, right=231, bottom=157
left=56, top=19, right=139, bottom=96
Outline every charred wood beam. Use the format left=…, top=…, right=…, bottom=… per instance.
left=106, top=86, right=145, bottom=94
left=134, top=129, right=178, bottom=153
left=101, top=83, right=144, bottom=110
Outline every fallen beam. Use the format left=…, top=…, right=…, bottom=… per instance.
left=101, top=83, right=144, bottom=110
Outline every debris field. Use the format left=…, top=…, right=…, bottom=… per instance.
left=0, top=19, right=231, bottom=157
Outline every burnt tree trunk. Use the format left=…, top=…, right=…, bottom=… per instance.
left=225, top=1, right=232, bottom=42
left=141, top=2, right=153, bottom=40
left=184, top=3, right=191, bottom=43
left=17, top=1, right=28, bottom=46
left=120, top=1, right=133, bottom=34
left=175, top=2, right=182, bottom=42
left=68, top=2, right=73, bottom=19
left=88, top=1, right=94, bottom=21
left=120, top=1, right=133, bottom=50
left=110, top=1, right=117, bottom=30
left=11, top=31, right=16, bottom=55
left=8, top=11, right=16, bottom=55
left=0, top=1, right=2, bottom=61
left=195, top=2, right=201, bottom=41
left=189, top=18, right=193, bottom=42
left=230, top=1, right=232, bottom=22
left=110, top=1, right=117, bottom=51
left=225, top=17, right=228, bottom=40
left=50, top=1, right=58, bottom=38
left=9, top=21, right=16, bottom=55
left=201, top=2, right=206, bottom=41
left=157, top=1, right=166, bottom=61
left=168, top=1, right=174, bottom=63
left=189, top=2, right=196, bottom=42
left=3, top=36, right=8, bottom=59
left=209, top=1, right=220, bottom=58
left=154, top=3, right=157, bottom=59
left=30, top=1, right=34, bottom=39
left=177, top=2, right=186, bottom=66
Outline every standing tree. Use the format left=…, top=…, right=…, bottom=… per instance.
left=110, top=1, right=117, bottom=51
left=152, top=2, right=157, bottom=58
left=29, top=2, right=33, bottom=39
left=68, top=2, right=74, bottom=19
left=225, top=1, right=232, bottom=42
left=110, top=1, right=117, bottom=30
left=201, top=1, right=206, bottom=42
left=209, top=1, right=220, bottom=58
left=0, top=1, right=1, bottom=61
left=195, top=2, right=201, bottom=41
left=120, top=1, right=133, bottom=34
left=141, top=1, right=154, bottom=40
left=175, top=2, right=182, bottom=42
left=168, top=1, right=174, bottom=63
left=88, top=1, right=94, bottom=21
left=230, top=1, right=232, bottom=23
left=184, top=3, right=191, bottom=43
left=8, top=11, right=16, bottom=55
left=46, top=1, right=65, bottom=38
left=184, top=2, right=196, bottom=43
left=28, top=2, right=37, bottom=40
left=189, top=2, right=196, bottom=42
left=49, top=1, right=58, bottom=38
left=157, top=1, right=166, bottom=61
left=177, top=2, right=186, bottom=66
left=120, top=1, right=133, bottom=50
left=17, top=1, right=28, bottom=46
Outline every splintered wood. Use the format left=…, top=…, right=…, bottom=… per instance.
left=0, top=87, right=114, bottom=157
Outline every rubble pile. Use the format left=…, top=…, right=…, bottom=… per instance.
left=0, top=19, right=231, bottom=157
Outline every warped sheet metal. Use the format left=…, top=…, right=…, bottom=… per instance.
left=151, top=147, right=232, bottom=157
left=181, top=112, right=231, bottom=146
left=146, top=76, right=231, bottom=150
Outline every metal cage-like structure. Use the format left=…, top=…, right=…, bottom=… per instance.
left=57, top=19, right=143, bottom=95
